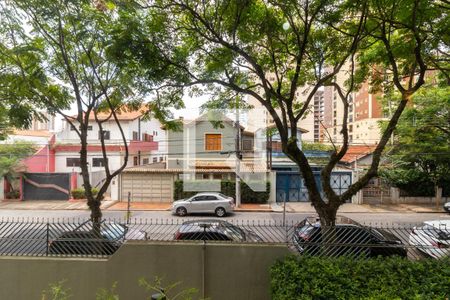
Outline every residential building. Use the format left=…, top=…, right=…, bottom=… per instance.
left=117, top=111, right=270, bottom=202
left=245, top=85, right=321, bottom=143
left=54, top=108, right=162, bottom=173
left=166, top=112, right=246, bottom=175
left=0, top=130, right=56, bottom=173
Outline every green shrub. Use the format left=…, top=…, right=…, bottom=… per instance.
left=5, top=190, right=20, bottom=199
left=271, top=255, right=450, bottom=300
left=173, top=180, right=270, bottom=203
left=71, top=188, right=99, bottom=199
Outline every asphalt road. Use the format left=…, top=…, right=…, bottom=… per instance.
left=0, top=209, right=448, bottom=226
left=0, top=209, right=448, bottom=257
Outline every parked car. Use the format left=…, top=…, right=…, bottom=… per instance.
left=292, top=216, right=407, bottom=258
left=174, top=219, right=263, bottom=242
left=444, top=202, right=450, bottom=213
left=172, top=193, right=234, bottom=217
left=48, top=220, right=147, bottom=255
left=408, top=220, right=450, bottom=259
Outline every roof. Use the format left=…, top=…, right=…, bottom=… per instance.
left=70, top=106, right=148, bottom=121
left=122, top=163, right=268, bottom=173
left=167, top=112, right=245, bottom=130
left=265, top=123, right=309, bottom=133
left=340, top=145, right=377, bottom=164
left=12, top=130, right=53, bottom=138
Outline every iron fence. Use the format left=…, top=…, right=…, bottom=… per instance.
left=0, top=217, right=448, bottom=260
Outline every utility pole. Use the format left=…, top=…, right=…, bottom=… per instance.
left=235, top=97, right=241, bottom=208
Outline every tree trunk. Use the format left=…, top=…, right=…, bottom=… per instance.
left=435, top=184, right=442, bottom=210
left=285, top=140, right=339, bottom=226
left=79, top=129, right=102, bottom=234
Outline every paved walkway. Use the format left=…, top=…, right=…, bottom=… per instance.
left=0, top=199, right=446, bottom=213
left=272, top=202, right=445, bottom=213
left=0, top=199, right=117, bottom=210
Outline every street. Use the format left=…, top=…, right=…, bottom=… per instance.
left=0, top=209, right=448, bottom=226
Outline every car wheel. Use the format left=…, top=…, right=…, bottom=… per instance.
left=176, top=207, right=187, bottom=217
left=215, top=207, right=226, bottom=217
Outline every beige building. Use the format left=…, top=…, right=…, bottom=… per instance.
left=322, top=64, right=385, bottom=146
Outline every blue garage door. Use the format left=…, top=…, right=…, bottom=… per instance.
left=276, top=171, right=352, bottom=202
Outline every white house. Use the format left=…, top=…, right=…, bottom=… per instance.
left=54, top=108, right=166, bottom=199
left=55, top=109, right=165, bottom=172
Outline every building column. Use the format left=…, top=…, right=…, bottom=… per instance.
left=0, top=177, right=4, bottom=200
left=70, top=172, right=77, bottom=200
left=269, top=171, right=276, bottom=203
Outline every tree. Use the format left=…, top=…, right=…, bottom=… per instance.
left=0, top=2, right=51, bottom=139
left=0, top=0, right=152, bottom=230
left=0, top=142, right=36, bottom=197
left=381, top=86, right=450, bottom=197
left=109, top=0, right=447, bottom=225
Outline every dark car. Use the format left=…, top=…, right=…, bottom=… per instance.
left=292, top=216, right=407, bottom=258
left=174, top=219, right=263, bottom=242
left=48, top=220, right=128, bottom=255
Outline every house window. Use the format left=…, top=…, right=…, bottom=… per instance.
left=132, top=131, right=139, bottom=141
left=205, top=134, right=222, bottom=151
left=213, top=174, right=222, bottom=180
left=142, top=133, right=153, bottom=142
left=66, top=158, right=81, bottom=167
left=143, top=158, right=149, bottom=165
left=92, top=158, right=107, bottom=167
left=98, top=130, right=110, bottom=140
left=133, top=156, right=138, bottom=166
left=271, top=141, right=282, bottom=152
left=153, top=157, right=157, bottom=163
left=159, top=157, right=164, bottom=162
left=243, top=139, right=253, bottom=151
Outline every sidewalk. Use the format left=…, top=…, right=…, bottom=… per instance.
left=0, top=199, right=118, bottom=210
left=272, top=202, right=446, bottom=214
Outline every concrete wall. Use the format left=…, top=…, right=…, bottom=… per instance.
left=0, top=242, right=290, bottom=300
left=0, top=177, right=4, bottom=200
left=390, top=187, right=448, bottom=204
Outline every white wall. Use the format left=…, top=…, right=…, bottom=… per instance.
left=353, top=118, right=383, bottom=144
left=55, top=152, right=123, bottom=173
left=57, top=120, right=132, bottom=144
left=56, top=116, right=166, bottom=168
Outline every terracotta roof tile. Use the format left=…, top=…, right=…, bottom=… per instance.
left=12, top=130, right=53, bottom=138
left=340, top=145, right=377, bottom=163
left=71, top=106, right=148, bottom=121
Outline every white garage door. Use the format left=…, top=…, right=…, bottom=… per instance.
left=121, top=173, right=174, bottom=202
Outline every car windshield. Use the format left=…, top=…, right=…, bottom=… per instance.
left=72, top=220, right=126, bottom=241
left=219, top=223, right=245, bottom=241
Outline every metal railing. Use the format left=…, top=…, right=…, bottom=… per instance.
left=0, top=217, right=448, bottom=260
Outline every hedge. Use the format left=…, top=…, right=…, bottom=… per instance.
left=173, top=180, right=270, bottom=203
left=71, top=188, right=99, bottom=199
left=271, top=256, right=450, bottom=300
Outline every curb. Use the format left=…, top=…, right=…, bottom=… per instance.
left=107, top=208, right=171, bottom=211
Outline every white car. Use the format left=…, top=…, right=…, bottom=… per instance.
left=172, top=193, right=235, bottom=217
left=444, top=202, right=450, bottom=213
left=409, top=220, right=450, bottom=259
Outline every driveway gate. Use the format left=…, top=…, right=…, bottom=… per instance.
left=22, top=173, right=71, bottom=200
left=276, top=171, right=352, bottom=202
